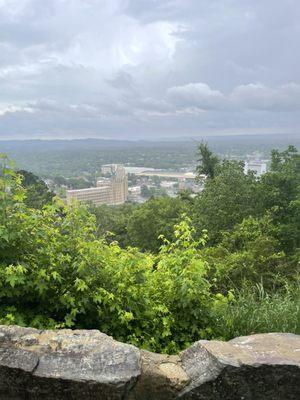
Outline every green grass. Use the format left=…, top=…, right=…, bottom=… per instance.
left=213, top=282, right=300, bottom=340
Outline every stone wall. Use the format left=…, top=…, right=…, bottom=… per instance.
left=0, top=326, right=299, bottom=399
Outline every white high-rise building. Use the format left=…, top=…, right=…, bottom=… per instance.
left=66, top=165, right=128, bottom=206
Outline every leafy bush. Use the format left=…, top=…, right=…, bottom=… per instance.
left=0, top=157, right=228, bottom=353
left=1, top=153, right=299, bottom=354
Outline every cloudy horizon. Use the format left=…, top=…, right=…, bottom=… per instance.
left=0, top=0, right=299, bottom=140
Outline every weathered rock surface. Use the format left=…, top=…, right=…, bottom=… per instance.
left=0, top=326, right=140, bottom=399
left=180, top=333, right=300, bottom=399
left=128, top=350, right=189, bottom=400
left=0, top=326, right=299, bottom=399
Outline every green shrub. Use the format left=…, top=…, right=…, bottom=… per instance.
left=1, top=154, right=299, bottom=354
left=0, top=158, right=229, bottom=353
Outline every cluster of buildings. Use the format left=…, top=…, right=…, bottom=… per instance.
left=126, top=167, right=202, bottom=202
left=66, top=164, right=201, bottom=206
left=65, top=159, right=268, bottom=207
left=66, top=164, right=128, bottom=206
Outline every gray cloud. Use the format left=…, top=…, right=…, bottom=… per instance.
left=0, top=0, right=299, bottom=139
left=231, top=83, right=300, bottom=111
left=167, top=83, right=226, bottom=110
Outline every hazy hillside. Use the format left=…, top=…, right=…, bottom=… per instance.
left=1, top=134, right=299, bottom=177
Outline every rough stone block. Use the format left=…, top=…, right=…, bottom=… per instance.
left=0, top=327, right=299, bottom=399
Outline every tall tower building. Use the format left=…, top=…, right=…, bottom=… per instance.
left=66, top=164, right=128, bottom=206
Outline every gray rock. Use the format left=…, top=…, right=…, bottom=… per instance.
left=0, top=326, right=141, bottom=399
left=180, top=333, right=300, bottom=399
left=0, top=327, right=299, bottom=399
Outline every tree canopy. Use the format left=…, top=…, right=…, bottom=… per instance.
left=18, top=169, right=54, bottom=209
left=0, top=147, right=299, bottom=353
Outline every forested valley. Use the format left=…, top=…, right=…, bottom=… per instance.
left=0, top=145, right=299, bottom=353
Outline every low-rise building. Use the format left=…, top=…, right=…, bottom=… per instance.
left=101, top=164, right=120, bottom=175
left=128, top=186, right=142, bottom=195
left=244, top=161, right=267, bottom=177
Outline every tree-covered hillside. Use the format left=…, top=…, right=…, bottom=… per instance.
left=0, top=146, right=299, bottom=353
left=1, top=134, right=299, bottom=177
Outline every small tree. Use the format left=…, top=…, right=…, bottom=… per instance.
left=196, top=142, right=219, bottom=180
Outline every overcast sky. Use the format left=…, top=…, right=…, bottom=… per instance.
left=0, top=0, right=299, bottom=139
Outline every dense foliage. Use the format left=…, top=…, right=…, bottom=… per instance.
left=193, top=160, right=260, bottom=243
left=17, top=170, right=55, bottom=209
left=0, top=158, right=228, bottom=352
left=0, top=146, right=299, bottom=353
